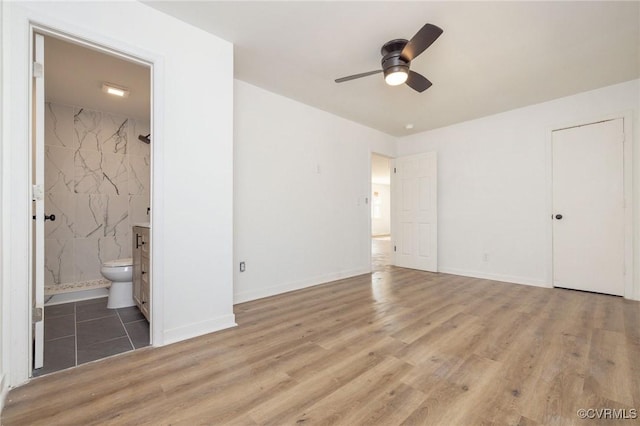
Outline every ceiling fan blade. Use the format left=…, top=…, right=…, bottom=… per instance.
left=406, top=71, right=432, bottom=93
left=401, top=23, right=443, bottom=61
left=335, top=70, right=382, bottom=83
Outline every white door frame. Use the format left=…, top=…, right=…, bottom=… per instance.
left=5, top=9, right=166, bottom=387
left=32, top=32, right=45, bottom=370
left=546, top=111, right=634, bottom=299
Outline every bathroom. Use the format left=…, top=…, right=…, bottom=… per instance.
left=36, top=34, right=152, bottom=375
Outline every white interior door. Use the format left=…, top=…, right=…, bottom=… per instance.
left=392, top=152, right=437, bottom=271
left=32, top=32, right=46, bottom=370
left=552, top=118, right=625, bottom=296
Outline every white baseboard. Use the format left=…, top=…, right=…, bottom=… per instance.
left=438, top=267, right=550, bottom=288
left=234, top=267, right=370, bottom=304
left=163, top=314, right=237, bottom=346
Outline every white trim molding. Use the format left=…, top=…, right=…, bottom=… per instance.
left=163, top=315, right=237, bottom=346
left=234, top=267, right=371, bottom=304
left=439, top=267, right=551, bottom=289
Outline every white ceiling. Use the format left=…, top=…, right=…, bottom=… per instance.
left=147, top=1, right=640, bottom=137
left=44, top=36, right=150, bottom=121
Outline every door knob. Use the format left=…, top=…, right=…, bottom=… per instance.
left=555, top=214, right=563, bottom=220
left=32, top=214, right=56, bottom=221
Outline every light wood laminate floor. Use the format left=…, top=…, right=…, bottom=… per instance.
left=372, top=236, right=392, bottom=273
left=3, top=268, right=640, bottom=425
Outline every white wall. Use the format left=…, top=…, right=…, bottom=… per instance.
left=234, top=80, right=395, bottom=303
left=2, top=1, right=235, bottom=388
left=398, top=79, right=640, bottom=300
left=371, top=183, right=391, bottom=236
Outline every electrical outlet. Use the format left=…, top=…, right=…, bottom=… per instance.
left=482, top=253, right=489, bottom=262
left=239, top=261, right=246, bottom=272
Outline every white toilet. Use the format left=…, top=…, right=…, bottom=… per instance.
left=101, top=258, right=135, bottom=309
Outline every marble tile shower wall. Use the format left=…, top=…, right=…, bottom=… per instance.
left=44, top=102, right=150, bottom=293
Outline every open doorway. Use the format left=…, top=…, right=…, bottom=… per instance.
left=31, top=32, right=152, bottom=376
left=371, top=153, right=392, bottom=272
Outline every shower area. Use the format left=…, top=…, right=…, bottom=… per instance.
left=44, top=104, right=150, bottom=298
left=36, top=35, right=152, bottom=375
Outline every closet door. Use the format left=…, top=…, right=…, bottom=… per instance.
left=552, top=119, right=625, bottom=296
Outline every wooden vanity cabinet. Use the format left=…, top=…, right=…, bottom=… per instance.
left=133, top=226, right=150, bottom=321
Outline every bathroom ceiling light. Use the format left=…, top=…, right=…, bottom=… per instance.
left=102, top=82, right=130, bottom=98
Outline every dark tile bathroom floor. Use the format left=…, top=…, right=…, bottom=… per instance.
left=34, top=297, right=149, bottom=377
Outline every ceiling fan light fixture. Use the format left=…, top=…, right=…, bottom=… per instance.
left=384, top=66, right=408, bottom=86
left=334, top=23, right=442, bottom=93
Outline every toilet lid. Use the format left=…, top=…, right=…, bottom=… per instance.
left=104, top=257, right=133, bottom=267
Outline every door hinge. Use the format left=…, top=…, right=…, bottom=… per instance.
left=33, top=61, right=44, bottom=78
left=32, top=306, right=43, bottom=323
left=394, top=167, right=397, bottom=173
left=394, top=245, right=397, bottom=252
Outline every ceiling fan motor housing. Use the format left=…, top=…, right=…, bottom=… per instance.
left=381, top=39, right=410, bottom=77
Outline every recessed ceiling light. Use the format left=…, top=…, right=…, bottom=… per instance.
left=102, top=82, right=130, bottom=98
left=405, top=123, right=414, bottom=130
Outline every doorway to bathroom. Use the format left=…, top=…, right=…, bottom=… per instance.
left=31, top=30, right=153, bottom=376
left=371, top=153, right=392, bottom=272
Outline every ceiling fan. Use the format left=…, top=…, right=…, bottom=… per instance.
left=335, top=23, right=443, bottom=93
